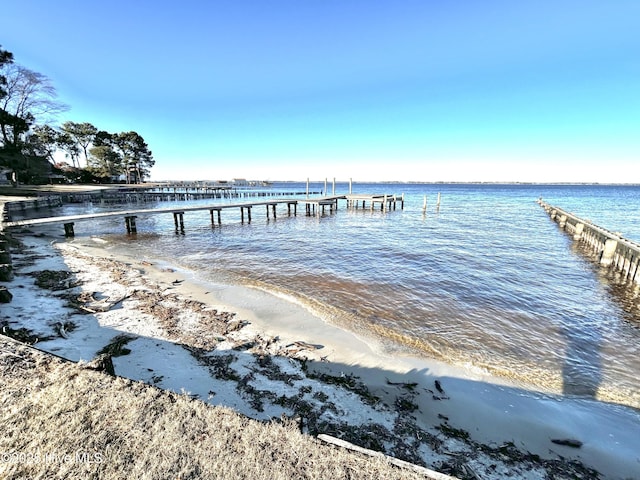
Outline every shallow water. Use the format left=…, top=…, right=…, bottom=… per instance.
left=16, top=183, right=640, bottom=408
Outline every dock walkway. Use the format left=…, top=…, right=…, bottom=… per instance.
left=3, top=193, right=403, bottom=237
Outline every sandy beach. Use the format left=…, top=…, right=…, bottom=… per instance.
left=2, top=223, right=640, bottom=479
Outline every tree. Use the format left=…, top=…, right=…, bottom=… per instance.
left=0, top=46, right=23, bottom=182
left=0, top=64, right=67, bottom=148
left=55, top=130, right=81, bottom=168
left=0, top=46, right=156, bottom=184
left=113, top=131, right=154, bottom=183
left=0, top=45, right=14, bottom=99
left=87, top=130, right=154, bottom=183
left=29, top=124, right=59, bottom=163
left=87, top=145, right=120, bottom=179
left=60, top=121, right=97, bottom=167
left=0, top=54, right=68, bottom=182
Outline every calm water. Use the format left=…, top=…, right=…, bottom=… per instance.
left=19, top=183, right=640, bottom=408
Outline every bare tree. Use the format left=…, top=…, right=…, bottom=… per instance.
left=0, top=64, right=68, bottom=147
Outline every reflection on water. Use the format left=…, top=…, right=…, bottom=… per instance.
left=16, top=183, right=640, bottom=408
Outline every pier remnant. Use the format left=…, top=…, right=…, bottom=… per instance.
left=538, top=199, right=640, bottom=285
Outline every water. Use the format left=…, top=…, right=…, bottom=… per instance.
left=16, top=183, right=640, bottom=408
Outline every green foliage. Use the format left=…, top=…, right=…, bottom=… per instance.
left=0, top=44, right=13, bottom=99
left=89, top=130, right=154, bottom=183
left=60, top=121, right=98, bottom=167
left=0, top=45, right=155, bottom=184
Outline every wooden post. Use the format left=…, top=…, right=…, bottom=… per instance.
left=172, top=212, right=184, bottom=232
left=629, top=256, right=640, bottom=284
left=436, top=192, right=441, bottom=210
left=332, top=177, right=336, bottom=195
left=324, top=178, right=327, bottom=195
left=600, top=239, right=618, bottom=266
left=349, top=178, right=352, bottom=194
left=63, top=222, right=75, bottom=238
left=125, top=216, right=137, bottom=234
left=423, top=195, right=427, bottom=212
left=317, top=434, right=456, bottom=479
left=210, top=209, right=222, bottom=226
left=306, top=178, right=310, bottom=198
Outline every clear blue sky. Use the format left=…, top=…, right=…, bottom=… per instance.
left=3, top=1, right=639, bottom=182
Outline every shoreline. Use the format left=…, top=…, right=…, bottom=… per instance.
left=2, top=227, right=640, bottom=478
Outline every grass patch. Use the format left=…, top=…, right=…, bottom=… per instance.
left=0, top=337, right=430, bottom=480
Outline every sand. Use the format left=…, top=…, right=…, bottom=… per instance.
left=2, top=227, right=640, bottom=479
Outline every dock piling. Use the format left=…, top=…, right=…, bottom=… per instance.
left=209, top=208, right=222, bottom=227
left=240, top=206, right=252, bottom=223
left=63, top=222, right=75, bottom=238
left=173, top=212, right=185, bottom=233
left=125, top=216, right=138, bottom=234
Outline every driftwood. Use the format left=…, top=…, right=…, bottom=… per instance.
left=386, top=378, right=419, bottom=390
left=79, top=293, right=133, bottom=313
left=317, top=434, right=459, bottom=479
left=551, top=438, right=583, bottom=448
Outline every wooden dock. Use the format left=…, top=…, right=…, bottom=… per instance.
left=538, top=199, right=640, bottom=285
left=3, top=193, right=404, bottom=237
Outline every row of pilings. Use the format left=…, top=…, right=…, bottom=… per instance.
left=1, top=189, right=323, bottom=222
left=56, top=188, right=321, bottom=205
left=0, top=202, right=14, bottom=304
left=538, top=199, right=640, bottom=285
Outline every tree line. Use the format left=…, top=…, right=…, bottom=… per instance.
left=0, top=45, right=154, bottom=185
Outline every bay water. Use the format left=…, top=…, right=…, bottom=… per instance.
left=18, top=183, right=640, bottom=409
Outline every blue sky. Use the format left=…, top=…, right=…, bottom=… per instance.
left=3, top=1, right=639, bottom=182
